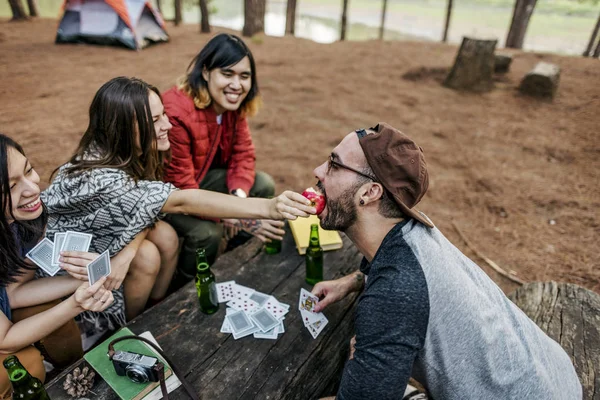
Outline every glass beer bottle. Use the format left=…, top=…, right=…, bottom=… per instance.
left=305, top=224, right=324, bottom=285
left=195, top=248, right=219, bottom=314
left=264, top=197, right=282, bottom=254
left=3, top=355, right=50, bottom=400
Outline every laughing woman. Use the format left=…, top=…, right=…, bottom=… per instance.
left=42, top=76, right=314, bottom=343
left=0, top=134, right=113, bottom=396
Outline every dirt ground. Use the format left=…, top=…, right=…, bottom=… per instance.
left=1, top=18, right=598, bottom=295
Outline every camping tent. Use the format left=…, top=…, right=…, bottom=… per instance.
left=56, top=0, right=168, bottom=50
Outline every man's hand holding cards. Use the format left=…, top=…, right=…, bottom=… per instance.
left=298, top=288, right=328, bottom=339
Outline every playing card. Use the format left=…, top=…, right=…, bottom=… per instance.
left=298, top=288, right=319, bottom=313
left=62, top=231, right=92, bottom=253
left=277, top=320, right=285, bottom=334
left=51, top=232, right=66, bottom=266
left=253, top=326, right=278, bottom=340
left=307, top=315, right=329, bottom=339
left=86, top=250, right=111, bottom=286
left=227, top=298, right=259, bottom=313
left=300, top=309, right=323, bottom=326
left=250, top=308, right=280, bottom=333
left=220, top=308, right=236, bottom=333
left=26, top=238, right=61, bottom=276
left=264, top=296, right=288, bottom=320
left=226, top=310, right=254, bottom=334
left=232, top=283, right=255, bottom=299
left=216, top=280, right=236, bottom=303
left=232, top=322, right=260, bottom=340
left=249, top=291, right=271, bottom=307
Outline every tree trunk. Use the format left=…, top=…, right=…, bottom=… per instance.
left=199, top=0, right=210, bottom=33
left=594, top=36, right=600, bottom=58
left=243, top=0, right=266, bottom=37
left=340, top=0, right=349, bottom=41
left=518, top=62, right=560, bottom=99
left=8, top=0, right=28, bottom=21
left=378, top=0, right=387, bottom=40
left=583, top=13, right=600, bottom=57
left=443, top=37, right=497, bottom=92
left=156, top=0, right=162, bottom=14
left=442, top=0, right=453, bottom=42
left=26, top=0, right=38, bottom=17
left=505, top=0, right=537, bottom=49
left=285, top=0, right=297, bottom=35
left=174, top=0, right=182, bottom=26
left=508, top=282, right=600, bottom=399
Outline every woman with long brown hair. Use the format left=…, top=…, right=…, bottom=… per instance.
left=0, top=133, right=113, bottom=395
left=42, top=76, right=313, bottom=345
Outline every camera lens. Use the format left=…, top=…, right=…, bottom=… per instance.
left=126, top=365, right=149, bottom=383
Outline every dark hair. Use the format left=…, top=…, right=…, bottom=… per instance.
left=62, top=77, right=167, bottom=181
left=179, top=33, right=261, bottom=116
left=0, top=134, right=48, bottom=286
left=357, top=167, right=405, bottom=219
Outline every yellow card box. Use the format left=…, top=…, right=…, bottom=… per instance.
left=289, top=215, right=343, bottom=255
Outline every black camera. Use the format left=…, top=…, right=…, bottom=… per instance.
left=112, top=350, right=162, bottom=383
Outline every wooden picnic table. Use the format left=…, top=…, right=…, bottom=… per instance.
left=45, top=228, right=362, bottom=399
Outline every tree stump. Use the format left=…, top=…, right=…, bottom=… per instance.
left=443, top=37, right=497, bottom=92
left=518, top=62, right=560, bottom=99
left=494, top=54, right=512, bottom=73
left=509, top=282, right=600, bottom=400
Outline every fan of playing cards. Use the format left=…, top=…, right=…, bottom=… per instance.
left=217, top=281, right=289, bottom=340
left=25, top=231, right=111, bottom=286
left=298, top=288, right=328, bottom=339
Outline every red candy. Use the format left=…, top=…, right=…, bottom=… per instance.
left=302, top=188, right=326, bottom=215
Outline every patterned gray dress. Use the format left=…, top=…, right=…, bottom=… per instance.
left=41, top=164, right=176, bottom=344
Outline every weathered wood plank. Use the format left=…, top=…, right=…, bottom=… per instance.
left=46, top=227, right=362, bottom=399
left=509, top=282, right=600, bottom=400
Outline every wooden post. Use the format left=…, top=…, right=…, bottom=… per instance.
left=583, top=13, right=600, bottom=57
left=243, top=0, right=266, bottom=37
left=174, top=0, right=182, bottom=26
left=26, top=0, right=38, bottom=17
left=444, top=37, right=497, bottom=92
left=340, top=0, right=349, bottom=41
left=285, top=0, right=297, bottom=35
left=8, top=0, right=28, bottom=20
left=505, top=0, right=537, bottom=49
left=378, top=0, right=388, bottom=40
left=442, top=0, right=453, bottom=42
left=199, top=0, right=210, bottom=33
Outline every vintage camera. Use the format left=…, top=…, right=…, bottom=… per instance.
left=112, top=350, right=162, bottom=383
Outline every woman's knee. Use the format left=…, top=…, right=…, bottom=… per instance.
left=129, top=240, right=161, bottom=277
left=147, top=220, right=180, bottom=256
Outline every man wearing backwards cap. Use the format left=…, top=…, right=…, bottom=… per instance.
left=312, top=123, right=581, bottom=400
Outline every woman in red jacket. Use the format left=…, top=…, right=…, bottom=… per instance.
left=163, top=33, right=282, bottom=288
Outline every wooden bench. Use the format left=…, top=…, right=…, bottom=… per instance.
left=509, top=282, right=600, bottom=400
left=45, top=228, right=362, bottom=399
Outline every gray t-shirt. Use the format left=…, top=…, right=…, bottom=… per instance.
left=337, top=218, right=581, bottom=400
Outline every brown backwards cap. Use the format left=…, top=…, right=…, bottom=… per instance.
left=357, top=122, right=434, bottom=228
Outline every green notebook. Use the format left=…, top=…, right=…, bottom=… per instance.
left=84, top=327, right=172, bottom=400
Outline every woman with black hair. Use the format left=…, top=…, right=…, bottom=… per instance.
left=0, top=134, right=113, bottom=396
left=163, top=33, right=283, bottom=289
left=42, top=76, right=314, bottom=346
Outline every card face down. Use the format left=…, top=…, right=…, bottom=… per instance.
left=62, top=231, right=93, bottom=253
left=87, top=250, right=111, bottom=286
left=52, top=232, right=67, bottom=267
left=26, top=238, right=60, bottom=276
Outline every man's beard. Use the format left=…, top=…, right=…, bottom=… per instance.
left=318, top=181, right=359, bottom=232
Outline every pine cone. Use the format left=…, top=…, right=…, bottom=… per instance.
left=63, top=366, right=95, bottom=398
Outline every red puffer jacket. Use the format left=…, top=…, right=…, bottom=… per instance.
left=162, top=87, right=256, bottom=193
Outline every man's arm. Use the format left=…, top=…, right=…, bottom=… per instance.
left=336, top=264, right=429, bottom=400
left=312, top=271, right=364, bottom=313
